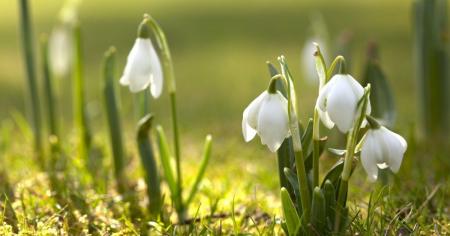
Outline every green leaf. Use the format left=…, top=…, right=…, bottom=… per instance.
left=322, top=180, right=336, bottom=231
left=186, top=135, right=212, bottom=206
left=284, top=167, right=300, bottom=198
left=281, top=188, right=301, bottom=236
left=155, top=126, right=177, bottom=197
left=136, top=115, right=162, bottom=219
left=277, top=138, right=296, bottom=198
left=361, top=43, right=396, bottom=127
left=102, top=47, right=126, bottom=192
left=313, top=43, right=327, bottom=87
left=321, top=159, right=344, bottom=189
left=304, top=137, right=327, bottom=172
left=310, top=187, right=326, bottom=235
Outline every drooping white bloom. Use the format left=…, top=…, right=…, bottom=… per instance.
left=316, top=74, right=371, bottom=133
left=242, top=91, right=291, bottom=152
left=120, top=38, right=163, bottom=98
left=49, top=26, right=72, bottom=77
left=360, top=126, right=407, bottom=181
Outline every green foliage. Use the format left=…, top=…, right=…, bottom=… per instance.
left=361, top=43, right=396, bottom=127
left=102, top=47, right=126, bottom=192
left=281, top=188, right=301, bottom=236
left=414, top=0, right=449, bottom=139
left=136, top=114, right=162, bottom=219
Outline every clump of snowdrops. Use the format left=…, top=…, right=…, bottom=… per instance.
left=242, top=45, right=407, bottom=235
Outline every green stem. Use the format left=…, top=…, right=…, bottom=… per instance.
left=145, top=14, right=184, bottom=221
left=312, top=109, right=320, bottom=187
left=294, top=149, right=311, bottom=223
left=103, top=47, right=126, bottom=193
left=137, top=114, right=162, bottom=219
left=170, top=91, right=183, bottom=219
left=72, top=22, right=90, bottom=160
left=18, top=0, right=43, bottom=167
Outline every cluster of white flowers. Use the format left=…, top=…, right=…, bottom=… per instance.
left=242, top=61, right=407, bottom=181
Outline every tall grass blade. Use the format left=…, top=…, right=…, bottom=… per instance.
left=186, top=135, right=212, bottom=206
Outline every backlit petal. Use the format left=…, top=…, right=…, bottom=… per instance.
left=242, top=107, right=257, bottom=142
left=381, top=127, right=407, bottom=173
left=326, top=75, right=359, bottom=133
left=120, top=38, right=153, bottom=93
left=257, top=93, right=290, bottom=152
left=361, top=131, right=382, bottom=181
left=148, top=43, right=164, bottom=98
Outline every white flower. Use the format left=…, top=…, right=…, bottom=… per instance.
left=242, top=91, right=291, bottom=152
left=49, top=26, right=72, bottom=77
left=316, top=74, right=371, bottom=133
left=120, top=38, right=163, bottom=98
left=360, top=126, right=407, bottom=181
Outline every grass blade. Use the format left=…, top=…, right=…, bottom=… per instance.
left=186, top=135, right=212, bottom=206
left=155, top=126, right=177, bottom=198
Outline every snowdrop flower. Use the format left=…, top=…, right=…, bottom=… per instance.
left=316, top=73, right=371, bottom=133
left=120, top=17, right=163, bottom=98
left=360, top=116, right=407, bottom=181
left=242, top=77, right=290, bottom=152
left=49, top=26, right=72, bottom=77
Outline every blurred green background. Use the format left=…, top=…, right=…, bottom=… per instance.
left=1, top=0, right=416, bottom=145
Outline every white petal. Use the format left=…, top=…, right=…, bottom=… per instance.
left=316, top=76, right=336, bottom=112
left=380, top=127, right=407, bottom=173
left=148, top=43, right=164, bottom=98
left=121, top=38, right=154, bottom=93
left=242, top=107, right=257, bottom=142
left=326, top=75, right=359, bottom=133
left=344, top=74, right=371, bottom=127
left=361, top=131, right=382, bottom=181
left=257, top=93, right=290, bottom=152
left=317, top=108, right=335, bottom=129
left=246, top=91, right=267, bottom=130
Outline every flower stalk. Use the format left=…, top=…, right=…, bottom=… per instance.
left=143, top=16, right=182, bottom=215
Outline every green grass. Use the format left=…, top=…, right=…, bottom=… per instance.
left=0, top=0, right=449, bottom=234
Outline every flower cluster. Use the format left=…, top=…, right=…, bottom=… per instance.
left=242, top=48, right=407, bottom=234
